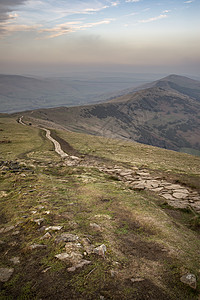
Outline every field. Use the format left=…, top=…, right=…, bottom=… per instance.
left=0, top=115, right=200, bottom=299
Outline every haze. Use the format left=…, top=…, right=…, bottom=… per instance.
left=0, top=0, right=200, bottom=76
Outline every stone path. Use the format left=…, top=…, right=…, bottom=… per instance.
left=61, top=154, right=200, bottom=213
left=42, top=128, right=69, bottom=158
left=17, top=118, right=200, bottom=213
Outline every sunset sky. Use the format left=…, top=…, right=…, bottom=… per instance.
left=0, top=0, right=199, bottom=75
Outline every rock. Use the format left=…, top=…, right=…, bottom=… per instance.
left=33, top=218, right=44, bottom=226
left=70, top=156, right=80, bottom=160
left=131, top=277, right=144, bottom=283
left=0, top=268, right=14, bottom=282
left=55, top=233, right=79, bottom=243
left=110, top=270, right=118, bottom=277
left=67, top=260, right=91, bottom=272
left=81, top=238, right=94, bottom=254
left=42, top=267, right=52, bottom=273
left=90, top=223, right=101, bottom=231
left=45, top=226, right=63, bottom=231
left=0, top=225, right=15, bottom=234
left=180, top=273, right=197, bottom=289
left=162, top=194, right=175, bottom=200
left=131, top=183, right=146, bottom=190
left=151, top=187, right=164, bottom=192
left=29, top=243, right=46, bottom=250
left=12, top=231, right=20, bottom=236
left=65, top=242, right=82, bottom=250
left=173, top=192, right=188, bottom=199
left=94, top=214, right=112, bottom=220
left=41, top=232, right=51, bottom=240
left=93, top=244, right=107, bottom=258
left=164, top=184, right=183, bottom=190
left=136, top=172, right=150, bottom=177
left=9, top=257, right=20, bottom=265
left=37, top=205, right=45, bottom=210
left=119, top=171, right=133, bottom=176
left=55, top=253, right=70, bottom=261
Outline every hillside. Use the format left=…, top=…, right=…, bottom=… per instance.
left=0, top=115, right=200, bottom=299
left=0, top=74, right=147, bottom=113
left=109, top=74, right=200, bottom=100
left=23, top=75, right=200, bottom=155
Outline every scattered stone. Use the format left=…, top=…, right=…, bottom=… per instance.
left=34, top=218, right=44, bottom=226
left=41, top=232, right=51, bottom=240
left=131, top=183, right=146, bottom=190
left=110, top=270, right=118, bottom=277
left=67, top=260, right=91, bottom=272
left=12, top=231, right=20, bottom=236
left=69, top=221, right=78, bottom=228
left=180, top=273, right=197, bottom=289
left=55, top=253, right=70, bottom=261
left=37, top=205, right=45, bottom=210
left=93, top=244, right=106, bottom=258
left=31, top=211, right=37, bottom=214
left=0, top=191, right=8, bottom=197
left=90, top=223, right=101, bottom=231
left=70, top=156, right=80, bottom=160
left=29, top=243, right=46, bottom=250
left=39, top=226, right=46, bottom=232
left=9, top=257, right=20, bottom=265
left=0, top=225, right=15, bottom=234
left=173, top=192, right=188, bottom=199
left=81, top=238, right=94, bottom=254
left=45, top=226, right=63, bottom=231
left=42, top=267, right=52, bottom=273
left=162, top=194, right=175, bottom=200
left=151, top=187, right=164, bottom=192
left=0, top=268, right=14, bottom=282
left=45, top=210, right=50, bottom=215
left=55, top=233, right=79, bottom=243
left=131, top=277, right=144, bottom=283
left=94, top=214, right=112, bottom=220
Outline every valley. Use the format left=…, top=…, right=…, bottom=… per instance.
left=22, top=74, right=200, bottom=155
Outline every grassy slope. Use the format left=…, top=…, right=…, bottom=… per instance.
left=0, top=116, right=200, bottom=299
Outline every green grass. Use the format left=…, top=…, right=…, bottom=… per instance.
left=56, top=128, right=200, bottom=175
left=0, top=116, right=200, bottom=299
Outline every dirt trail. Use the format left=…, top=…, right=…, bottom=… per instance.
left=42, top=128, right=69, bottom=158
left=18, top=116, right=200, bottom=213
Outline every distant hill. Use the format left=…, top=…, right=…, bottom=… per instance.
left=22, top=74, right=200, bottom=155
left=0, top=74, right=147, bottom=113
left=108, top=74, right=200, bottom=101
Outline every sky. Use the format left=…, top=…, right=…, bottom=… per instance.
left=0, top=0, right=200, bottom=76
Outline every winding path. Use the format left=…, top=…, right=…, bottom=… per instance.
left=18, top=116, right=200, bottom=213
left=42, top=128, right=68, bottom=158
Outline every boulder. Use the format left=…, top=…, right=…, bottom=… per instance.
left=93, top=244, right=106, bottom=258
left=55, top=233, right=79, bottom=243
left=180, top=273, right=197, bottom=289
left=0, top=268, right=14, bottom=282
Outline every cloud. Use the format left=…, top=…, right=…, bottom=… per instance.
left=184, top=0, right=194, bottom=3
left=39, top=19, right=114, bottom=38
left=138, top=14, right=168, bottom=23
left=125, top=0, right=141, bottom=2
left=0, top=0, right=28, bottom=34
left=0, top=0, right=27, bottom=22
left=111, top=1, right=120, bottom=6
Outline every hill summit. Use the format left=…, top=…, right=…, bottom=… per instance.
left=23, top=74, right=200, bottom=155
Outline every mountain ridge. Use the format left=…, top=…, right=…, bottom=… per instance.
left=21, top=74, right=200, bottom=155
